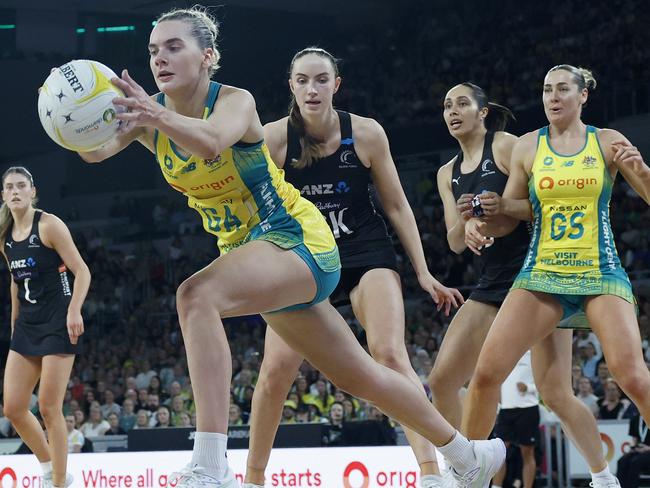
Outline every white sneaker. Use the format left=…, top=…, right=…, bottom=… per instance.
left=421, top=474, right=444, bottom=488
left=590, top=476, right=621, bottom=488
left=167, top=465, right=239, bottom=488
left=451, top=438, right=506, bottom=488
left=42, top=473, right=74, bottom=488
left=441, top=468, right=456, bottom=488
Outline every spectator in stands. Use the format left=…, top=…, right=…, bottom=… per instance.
left=154, top=406, right=171, bottom=428
left=100, top=389, right=121, bottom=419
left=342, top=398, right=358, bottom=421
left=304, top=379, right=335, bottom=415
left=95, top=381, right=107, bottom=404
left=135, top=388, right=149, bottom=412
left=572, top=364, right=584, bottom=393
left=281, top=401, right=297, bottom=424
left=178, top=411, right=192, bottom=428
left=135, top=360, right=157, bottom=390
left=105, top=412, right=126, bottom=435
left=65, top=415, right=84, bottom=453
left=617, top=413, right=650, bottom=488
left=170, top=395, right=186, bottom=426
left=577, top=377, right=600, bottom=418
left=325, top=402, right=345, bottom=446
left=295, top=405, right=311, bottom=424
left=579, top=341, right=602, bottom=381
left=148, top=375, right=165, bottom=401
left=146, top=393, right=160, bottom=413
left=73, top=409, right=85, bottom=430
left=119, top=398, right=137, bottom=432
left=124, top=377, right=138, bottom=394
left=164, top=381, right=187, bottom=406
left=229, top=404, right=244, bottom=426
left=133, top=410, right=150, bottom=430
left=232, top=368, right=255, bottom=406
left=294, top=375, right=310, bottom=401
left=82, top=389, right=96, bottom=416
left=80, top=404, right=109, bottom=437
left=592, top=362, right=611, bottom=398
left=328, top=402, right=345, bottom=428
left=599, top=379, right=632, bottom=420
left=123, top=388, right=138, bottom=405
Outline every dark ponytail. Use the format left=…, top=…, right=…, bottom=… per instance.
left=287, top=47, right=340, bottom=169
left=460, top=82, right=515, bottom=132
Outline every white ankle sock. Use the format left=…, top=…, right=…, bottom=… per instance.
left=190, top=432, right=229, bottom=478
left=437, top=431, right=476, bottom=475
left=40, top=461, right=53, bottom=475
left=592, top=466, right=613, bottom=480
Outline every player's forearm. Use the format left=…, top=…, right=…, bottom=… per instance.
left=501, top=198, right=533, bottom=221
left=155, top=110, right=224, bottom=160
left=481, top=215, right=520, bottom=238
left=68, top=264, right=91, bottom=313
left=447, top=221, right=467, bottom=254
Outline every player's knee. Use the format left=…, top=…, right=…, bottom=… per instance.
left=428, top=367, right=451, bottom=396
left=3, top=399, right=26, bottom=422
left=38, top=399, right=62, bottom=424
left=368, top=342, right=407, bottom=372
left=256, top=366, right=295, bottom=399
left=537, top=384, right=569, bottom=412
left=471, top=362, right=503, bottom=391
left=612, top=371, right=650, bottom=402
left=176, top=276, right=219, bottom=319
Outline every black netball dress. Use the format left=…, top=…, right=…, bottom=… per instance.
left=5, top=211, right=77, bottom=355
left=283, top=111, right=397, bottom=296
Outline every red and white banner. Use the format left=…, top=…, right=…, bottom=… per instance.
left=0, top=446, right=446, bottom=488
left=566, top=420, right=634, bottom=478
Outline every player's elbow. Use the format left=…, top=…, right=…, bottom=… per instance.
left=77, top=151, right=104, bottom=164
left=447, top=235, right=466, bottom=254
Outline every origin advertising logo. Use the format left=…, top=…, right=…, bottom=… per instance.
left=343, top=461, right=419, bottom=488
left=343, top=462, right=370, bottom=488
left=0, top=467, right=17, bottom=488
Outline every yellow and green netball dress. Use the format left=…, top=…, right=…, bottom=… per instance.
left=512, top=125, right=634, bottom=324
left=153, top=81, right=340, bottom=309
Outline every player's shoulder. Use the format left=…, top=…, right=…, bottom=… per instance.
left=264, top=116, right=289, bottom=139
left=493, top=131, right=518, bottom=149
left=437, top=155, right=458, bottom=181
left=514, top=130, right=541, bottom=151
left=349, top=113, right=385, bottom=145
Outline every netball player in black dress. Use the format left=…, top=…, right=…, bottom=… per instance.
left=1, top=166, right=90, bottom=488
left=243, top=48, right=463, bottom=488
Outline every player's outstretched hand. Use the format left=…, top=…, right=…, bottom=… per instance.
left=418, top=273, right=464, bottom=316
left=112, top=69, right=163, bottom=133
